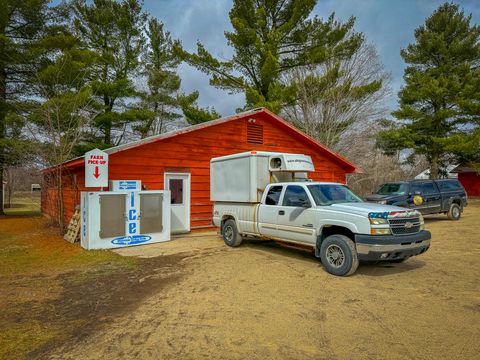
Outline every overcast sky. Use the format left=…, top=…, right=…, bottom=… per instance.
left=143, top=0, right=479, bottom=117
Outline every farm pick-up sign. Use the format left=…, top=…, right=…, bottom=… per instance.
left=85, top=149, right=109, bottom=188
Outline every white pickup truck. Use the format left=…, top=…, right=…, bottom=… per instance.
left=211, top=151, right=431, bottom=276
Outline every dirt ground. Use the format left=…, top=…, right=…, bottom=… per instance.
left=1, top=199, right=480, bottom=359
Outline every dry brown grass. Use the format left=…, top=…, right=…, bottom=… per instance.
left=1, top=199, right=479, bottom=359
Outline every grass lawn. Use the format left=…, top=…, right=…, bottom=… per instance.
left=0, top=194, right=180, bottom=359
left=4, top=191, right=41, bottom=216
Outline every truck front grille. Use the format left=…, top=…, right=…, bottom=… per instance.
left=388, top=217, right=421, bottom=235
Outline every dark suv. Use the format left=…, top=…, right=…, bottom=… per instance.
left=365, top=179, right=468, bottom=220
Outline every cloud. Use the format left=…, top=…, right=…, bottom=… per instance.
left=144, top=0, right=244, bottom=115
left=145, top=0, right=480, bottom=116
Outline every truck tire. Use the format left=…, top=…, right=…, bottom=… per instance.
left=320, top=235, right=359, bottom=276
left=222, top=219, right=242, bottom=247
left=447, top=203, right=461, bottom=220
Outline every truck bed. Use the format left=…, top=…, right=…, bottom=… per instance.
left=213, top=203, right=260, bottom=235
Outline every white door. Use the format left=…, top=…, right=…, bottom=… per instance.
left=164, top=173, right=190, bottom=232
left=257, top=185, right=283, bottom=238
left=276, top=185, right=316, bottom=244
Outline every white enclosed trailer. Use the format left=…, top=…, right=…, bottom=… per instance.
left=210, top=151, right=314, bottom=203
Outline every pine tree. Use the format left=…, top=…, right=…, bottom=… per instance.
left=175, top=0, right=362, bottom=113
left=377, top=3, right=480, bottom=179
left=30, top=44, right=94, bottom=230
left=136, top=18, right=221, bottom=134
left=73, top=0, right=147, bottom=146
left=0, top=0, right=59, bottom=214
left=179, top=93, right=220, bottom=125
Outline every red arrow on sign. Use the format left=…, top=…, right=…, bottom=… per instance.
left=93, top=166, right=100, bottom=179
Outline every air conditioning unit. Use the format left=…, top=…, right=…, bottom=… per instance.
left=268, top=154, right=314, bottom=172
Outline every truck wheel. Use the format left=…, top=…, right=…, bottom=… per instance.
left=222, top=219, right=242, bottom=247
left=447, top=203, right=461, bottom=220
left=320, top=235, right=359, bottom=276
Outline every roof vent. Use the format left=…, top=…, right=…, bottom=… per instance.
left=247, top=123, right=263, bottom=144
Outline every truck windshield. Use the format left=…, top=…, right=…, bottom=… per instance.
left=307, top=184, right=363, bottom=206
left=376, top=183, right=408, bottom=195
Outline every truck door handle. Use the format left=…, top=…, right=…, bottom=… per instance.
left=279, top=210, right=285, bottom=215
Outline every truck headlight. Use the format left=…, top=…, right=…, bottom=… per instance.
left=370, top=228, right=391, bottom=235
left=369, top=218, right=388, bottom=225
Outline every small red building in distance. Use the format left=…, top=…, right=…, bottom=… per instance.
left=453, top=165, right=480, bottom=197
left=42, top=108, right=358, bottom=231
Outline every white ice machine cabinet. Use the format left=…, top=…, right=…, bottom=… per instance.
left=80, top=190, right=171, bottom=250
left=109, top=180, right=141, bottom=191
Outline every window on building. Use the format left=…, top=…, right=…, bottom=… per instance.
left=169, top=179, right=183, bottom=204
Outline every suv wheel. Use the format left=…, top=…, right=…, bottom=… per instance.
left=320, top=235, right=359, bottom=276
left=447, top=203, right=461, bottom=220
left=222, top=219, right=242, bottom=247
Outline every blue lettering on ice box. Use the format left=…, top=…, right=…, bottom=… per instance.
left=127, top=192, right=138, bottom=235
left=82, top=206, right=86, bottom=237
left=119, top=181, right=139, bottom=190
left=128, top=223, right=137, bottom=234
left=111, top=235, right=152, bottom=246
left=129, top=209, right=137, bottom=220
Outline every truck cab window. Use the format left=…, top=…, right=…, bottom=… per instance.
left=265, top=186, right=283, bottom=205
left=282, top=186, right=311, bottom=207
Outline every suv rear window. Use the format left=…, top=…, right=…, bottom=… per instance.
left=437, top=179, right=463, bottom=191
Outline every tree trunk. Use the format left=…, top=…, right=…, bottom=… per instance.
left=0, top=121, right=4, bottom=215
left=0, top=68, right=6, bottom=215
left=104, top=122, right=111, bottom=145
left=56, top=165, right=65, bottom=234
left=430, top=153, right=439, bottom=179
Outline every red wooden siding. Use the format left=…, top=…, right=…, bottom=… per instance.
left=458, top=172, right=480, bottom=197
left=42, top=111, right=355, bottom=228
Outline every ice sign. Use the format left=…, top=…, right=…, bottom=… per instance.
left=109, top=180, right=142, bottom=191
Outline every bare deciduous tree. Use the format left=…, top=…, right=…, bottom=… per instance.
left=283, top=42, right=391, bottom=152
left=343, top=126, right=429, bottom=196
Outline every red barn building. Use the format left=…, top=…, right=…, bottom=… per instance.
left=453, top=165, right=480, bottom=197
left=42, top=108, right=358, bottom=231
